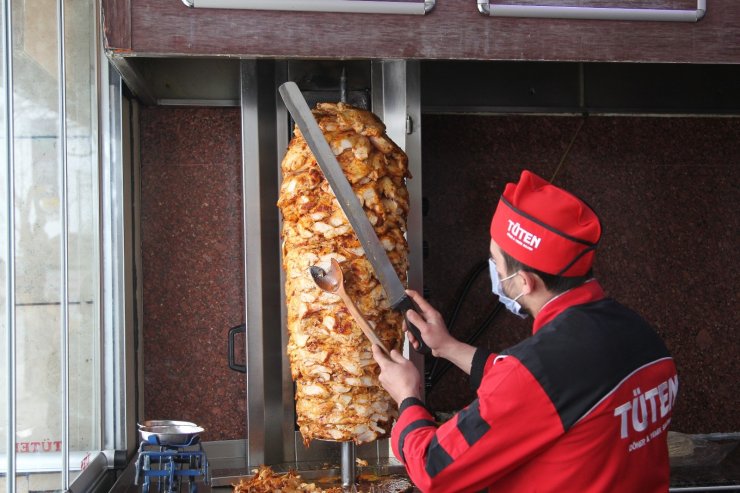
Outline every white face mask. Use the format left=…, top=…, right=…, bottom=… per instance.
left=489, top=258, right=528, bottom=319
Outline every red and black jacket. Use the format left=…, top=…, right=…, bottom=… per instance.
left=392, top=281, right=678, bottom=493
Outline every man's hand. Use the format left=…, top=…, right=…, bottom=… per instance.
left=404, top=289, right=456, bottom=359
left=404, top=289, right=479, bottom=376
left=372, top=345, right=423, bottom=405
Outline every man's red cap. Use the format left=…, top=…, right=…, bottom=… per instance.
left=490, top=170, right=601, bottom=277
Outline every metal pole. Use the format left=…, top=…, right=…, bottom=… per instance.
left=56, top=0, right=70, bottom=487
left=340, top=442, right=356, bottom=490
left=2, top=0, right=16, bottom=488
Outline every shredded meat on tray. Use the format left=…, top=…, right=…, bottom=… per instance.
left=233, top=466, right=342, bottom=493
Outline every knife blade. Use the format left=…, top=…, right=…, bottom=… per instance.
left=279, top=81, right=430, bottom=354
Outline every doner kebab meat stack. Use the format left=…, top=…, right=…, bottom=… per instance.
left=277, top=102, right=409, bottom=445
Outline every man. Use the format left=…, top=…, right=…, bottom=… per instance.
left=372, top=170, right=678, bottom=493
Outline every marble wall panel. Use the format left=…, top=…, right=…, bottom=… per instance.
left=140, top=106, right=245, bottom=441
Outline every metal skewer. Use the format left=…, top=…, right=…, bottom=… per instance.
left=341, top=441, right=357, bottom=491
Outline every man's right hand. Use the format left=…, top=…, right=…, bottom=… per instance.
left=404, top=289, right=456, bottom=359
left=404, top=289, right=479, bottom=375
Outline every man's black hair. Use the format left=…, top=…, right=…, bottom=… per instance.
left=500, top=250, right=592, bottom=294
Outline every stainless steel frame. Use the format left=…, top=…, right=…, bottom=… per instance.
left=214, top=59, right=423, bottom=484
left=670, top=488, right=740, bottom=492
left=240, top=59, right=284, bottom=468
left=101, top=61, right=124, bottom=453
left=478, top=0, right=706, bottom=21
left=101, top=62, right=139, bottom=455
left=3, top=0, right=17, bottom=487
left=371, top=60, right=424, bottom=372
left=56, top=0, right=71, bottom=487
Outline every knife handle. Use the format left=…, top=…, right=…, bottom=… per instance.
left=394, top=294, right=432, bottom=354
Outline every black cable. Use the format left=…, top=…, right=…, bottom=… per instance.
left=446, top=259, right=490, bottom=334
left=428, top=303, right=504, bottom=391
left=426, top=259, right=489, bottom=387
left=468, top=304, right=505, bottom=347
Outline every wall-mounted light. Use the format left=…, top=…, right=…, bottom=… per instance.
left=477, top=0, right=706, bottom=22
left=183, top=0, right=436, bottom=15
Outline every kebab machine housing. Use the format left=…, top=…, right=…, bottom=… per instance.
left=99, top=0, right=740, bottom=490
left=207, top=59, right=423, bottom=485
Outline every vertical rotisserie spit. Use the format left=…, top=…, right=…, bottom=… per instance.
left=277, top=102, right=410, bottom=445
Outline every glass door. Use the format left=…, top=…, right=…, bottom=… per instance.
left=1, top=0, right=101, bottom=490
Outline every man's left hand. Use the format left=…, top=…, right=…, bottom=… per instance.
left=372, top=345, right=423, bottom=405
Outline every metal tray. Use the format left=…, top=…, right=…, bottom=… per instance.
left=139, top=424, right=204, bottom=446
left=137, top=419, right=198, bottom=429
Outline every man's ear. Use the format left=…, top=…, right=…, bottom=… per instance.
left=517, top=270, right=538, bottom=296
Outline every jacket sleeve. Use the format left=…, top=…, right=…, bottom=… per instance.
left=469, top=348, right=495, bottom=392
left=391, top=350, right=567, bottom=493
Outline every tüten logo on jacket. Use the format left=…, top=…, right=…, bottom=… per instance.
left=613, top=375, right=678, bottom=441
